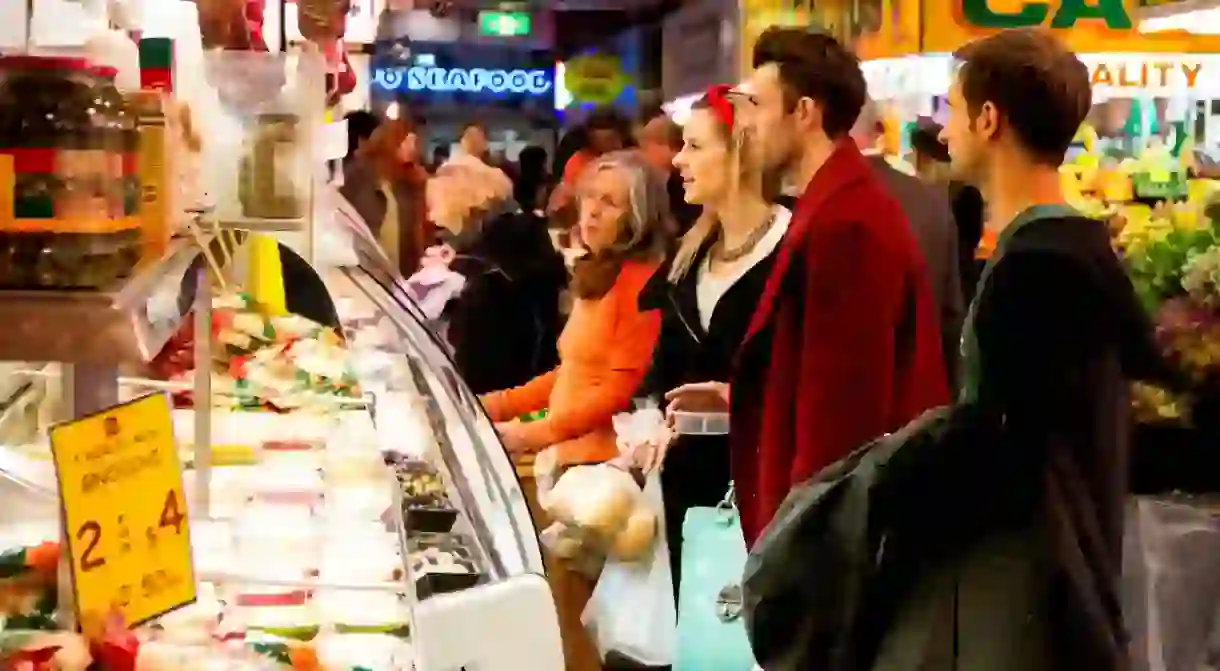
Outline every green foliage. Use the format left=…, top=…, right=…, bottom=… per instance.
left=1125, top=221, right=1220, bottom=313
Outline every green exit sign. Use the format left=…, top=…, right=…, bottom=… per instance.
left=478, top=11, right=532, bottom=37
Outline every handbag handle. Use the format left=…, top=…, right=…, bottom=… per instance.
left=715, top=483, right=737, bottom=527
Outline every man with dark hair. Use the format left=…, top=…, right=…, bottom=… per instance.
left=637, top=109, right=700, bottom=235
left=561, top=106, right=631, bottom=186
left=683, top=27, right=949, bottom=546
left=458, top=121, right=489, bottom=162
left=877, top=28, right=1164, bottom=669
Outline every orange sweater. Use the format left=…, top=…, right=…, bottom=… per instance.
left=480, top=260, right=662, bottom=466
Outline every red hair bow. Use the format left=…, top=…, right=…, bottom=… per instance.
left=705, top=84, right=735, bottom=128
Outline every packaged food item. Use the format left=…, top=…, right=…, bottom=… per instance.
left=670, top=410, right=730, bottom=436
left=0, top=55, right=141, bottom=288
left=407, top=534, right=483, bottom=599
left=145, top=582, right=222, bottom=645
left=402, top=496, right=458, bottom=535
left=390, top=459, right=447, bottom=503
left=313, top=633, right=413, bottom=671
left=238, top=113, right=304, bottom=220
left=314, top=589, right=409, bottom=634
left=243, top=634, right=321, bottom=669
left=536, top=451, right=657, bottom=562
left=234, top=602, right=320, bottom=640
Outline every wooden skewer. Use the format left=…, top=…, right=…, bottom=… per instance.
left=208, top=211, right=233, bottom=268
left=186, top=218, right=227, bottom=290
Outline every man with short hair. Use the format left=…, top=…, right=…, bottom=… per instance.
left=697, top=27, right=949, bottom=545
left=637, top=109, right=701, bottom=235
left=851, top=101, right=964, bottom=389
left=561, top=106, right=631, bottom=186
left=877, top=28, right=1161, bottom=669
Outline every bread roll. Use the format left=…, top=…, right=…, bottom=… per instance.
left=608, top=509, right=656, bottom=561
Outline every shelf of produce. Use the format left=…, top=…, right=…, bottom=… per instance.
left=0, top=239, right=199, bottom=365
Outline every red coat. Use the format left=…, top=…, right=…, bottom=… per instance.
left=731, top=141, right=950, bottom=546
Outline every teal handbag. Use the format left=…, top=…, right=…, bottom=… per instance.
left=674, top=487, right=758, bottom=671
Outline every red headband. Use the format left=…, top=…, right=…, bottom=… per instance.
left=705, top=84, right=735, bottom=128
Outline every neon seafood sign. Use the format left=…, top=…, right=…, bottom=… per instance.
left=373, top=66, right=554, bottom=96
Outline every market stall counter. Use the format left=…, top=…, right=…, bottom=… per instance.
left=0, top=219, right=563, bottom=669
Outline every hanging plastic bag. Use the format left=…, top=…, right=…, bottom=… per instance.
left=1123, top=495, right=1220, bottom=671
left=581, top=472, right=675, bottom=666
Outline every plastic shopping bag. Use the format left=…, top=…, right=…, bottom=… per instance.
left=581, top=473, right=675, bottom=666
left=675, top=487, right=757, bottom=671
left=1123, top=495, right=1220, bottom=671
left=405, top=249, right=466, bottom=322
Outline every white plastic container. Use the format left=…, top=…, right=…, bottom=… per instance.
left=671, top=411, right=730, bottom=436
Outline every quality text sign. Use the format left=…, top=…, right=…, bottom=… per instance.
left=50, top=393, right=196, bottom=628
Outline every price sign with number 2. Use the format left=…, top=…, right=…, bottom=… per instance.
left=50, top=392, right=196, bottom=628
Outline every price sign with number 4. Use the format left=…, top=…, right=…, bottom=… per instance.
left=50, top=393, right=196, bottom=628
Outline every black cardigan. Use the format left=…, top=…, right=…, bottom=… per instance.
left=637, top=224, right=783, bottom=594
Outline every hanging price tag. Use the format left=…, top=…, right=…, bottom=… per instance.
left=49, top=393, right=196, bottom=628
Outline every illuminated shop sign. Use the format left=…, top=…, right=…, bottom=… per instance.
left=373, top=66, right=554, bottom=96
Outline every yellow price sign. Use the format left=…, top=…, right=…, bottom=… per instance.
left=49, top=393, right=196, bottom=628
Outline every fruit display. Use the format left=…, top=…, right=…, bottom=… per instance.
left=1112, top=187, right=1220, bottom=426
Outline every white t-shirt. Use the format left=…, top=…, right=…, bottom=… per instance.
left=696, top=205, right=791, bottom=330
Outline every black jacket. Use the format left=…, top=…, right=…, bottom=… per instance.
left=866, top=157, right=964, bottom=391
left=743, top=214, right=1170, bottom=670
left=445, top=208, right=567, bottom=396
left=638, top=228, right=781, bottom=596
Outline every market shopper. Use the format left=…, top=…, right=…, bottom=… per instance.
left=675, top=27, right=948, bottom=546
left=911, top=120, right=987, bottom=301
left=427, top=160, right=566, bottom=395
left=637, top=85, right=791, bottom=599
left=456, top=121, right=490, bottom=163
left=851, top=101, right=964, bottom=390
left=480, top=150, right=668, bottom=671
left=340, top=116, right=431, bottom=275
left=637, top=108, right=702, bottom=236
left=861, top=28, right=1161, bottom=669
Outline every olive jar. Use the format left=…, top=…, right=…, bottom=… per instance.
left=238, top=113, right=305, bottom=220
left=91, top=66, right=141, bottom=242
left=0, top=56, right=141, bottom=290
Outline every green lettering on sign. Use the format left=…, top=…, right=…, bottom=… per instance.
left=962, top=0, right=1049, bottom=28
left=1051, top=0, right=1132, bottom=28
left=959, top=0, right=1132, bottom=29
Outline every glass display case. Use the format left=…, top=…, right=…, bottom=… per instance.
left=0, top=198, right=563, bottom=669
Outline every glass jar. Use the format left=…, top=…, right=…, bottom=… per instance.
left=238, top=113, right=305, bottom=220
left=0, top=56, right=141, bottom=290
left=91, top=66, right=140, bottom=236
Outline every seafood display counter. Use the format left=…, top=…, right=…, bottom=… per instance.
left=0, top=232, right=563, bottom=670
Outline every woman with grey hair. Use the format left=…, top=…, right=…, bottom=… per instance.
left=479, top=150, right=670, bottom=670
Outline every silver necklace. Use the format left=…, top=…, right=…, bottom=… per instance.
left=712, top=210, right=777, bottom=263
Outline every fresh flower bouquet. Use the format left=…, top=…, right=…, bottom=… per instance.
left=1118, top=199, right=1220, bottom=425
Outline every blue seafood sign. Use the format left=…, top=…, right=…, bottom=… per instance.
left=374, top=66, right=554, bottom=96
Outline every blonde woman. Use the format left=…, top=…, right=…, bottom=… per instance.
left=634, top=84, right=791, bottom=599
